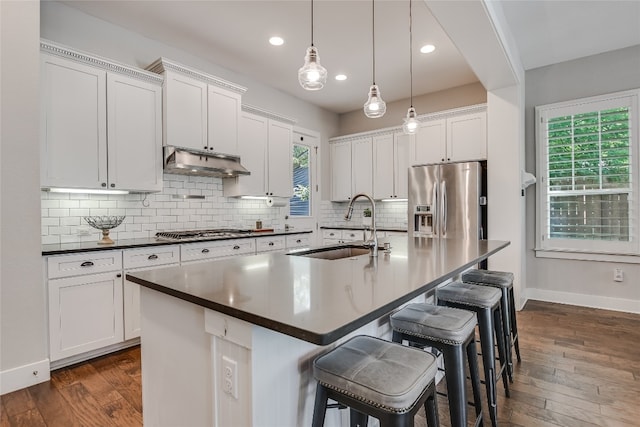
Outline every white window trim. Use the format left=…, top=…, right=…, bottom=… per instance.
left=535, top=89, right=640, bottom=260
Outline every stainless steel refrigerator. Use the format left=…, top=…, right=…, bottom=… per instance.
left=408, top=161, right=487, bottom=239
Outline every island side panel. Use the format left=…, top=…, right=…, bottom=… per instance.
left=140, top=287, right=213, bottom=427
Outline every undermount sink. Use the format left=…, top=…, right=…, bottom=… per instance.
left=288, top=245, right=371, bottom=260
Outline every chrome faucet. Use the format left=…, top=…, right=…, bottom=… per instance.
left=344, top=193, right=378, bottom=257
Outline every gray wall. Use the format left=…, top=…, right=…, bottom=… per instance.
left=525, top=45, right=640, bottom=307
left=1, top=0, right=48, bottom=382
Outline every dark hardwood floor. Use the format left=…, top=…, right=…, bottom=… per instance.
left=2, top=300, right=639, bottom=426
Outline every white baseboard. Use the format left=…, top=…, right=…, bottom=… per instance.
left=1, top=359, right=50, bottom=395
left=525, top=288, right=640, bottom=314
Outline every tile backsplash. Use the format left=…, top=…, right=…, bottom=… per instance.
left=41, top=174, right=288, bottom=244
left=319, top=200, right=408, bottom=230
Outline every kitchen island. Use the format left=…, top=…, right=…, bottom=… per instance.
left=127, top=236, right=509, bottom=427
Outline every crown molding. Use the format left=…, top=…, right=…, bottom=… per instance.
left=146, top=57, right=247, bottom=95
left=40, top=40, right=163, bottom=85
left=241, top=104, right=297, bottom=125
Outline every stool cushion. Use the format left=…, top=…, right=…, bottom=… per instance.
left=313, top=335, right=437, bottom=412
left=462, top=269, right=514, bottom=288
left=437, top=281, right=501, bottom=308
left=391, top=303, right=477, bottom=345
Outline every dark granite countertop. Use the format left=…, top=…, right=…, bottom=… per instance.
left=42, top=229, right=313, bottom=256
left=127, top=236, right=509, bottom=345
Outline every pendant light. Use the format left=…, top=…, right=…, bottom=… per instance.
left=363, top=0, right=386, bottom=118
left=298, top=0, right=327, bottom=90
left=402, top=0, right=419, bottom=134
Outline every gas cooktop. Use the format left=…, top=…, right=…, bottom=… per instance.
left=155, top=229, right=254, bottom=241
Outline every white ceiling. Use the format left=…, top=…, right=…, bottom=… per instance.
left=59, top=0, right=640, bottom=114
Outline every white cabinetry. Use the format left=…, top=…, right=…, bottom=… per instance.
left=373, top=132, right=413, bottom=200
left=255, top=235, right=286, bottom=253
left=123, top=246, right=180, bottom=340
left=40, top=41, right=163, bottom=192
left=330, top=136, right=373, bottom=202
left=415, top=109, right=487, bottom=164
left=322, top=229, right=364, bottom=245
left=146, top=58, right=246, bottom=155
left=181, top=239, right=256, bottom=264
left=224, top=106, right=294, bottom=198
left=286, top=233, right=312, bottom=249
left=47, top=251, right=124, bottom=362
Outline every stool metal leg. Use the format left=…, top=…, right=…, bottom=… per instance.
left=441, top=344, right=468, bottom=427
left=475, top=308, right=498, bottom=427
left=349, top=408, right=368, bottom=427
left=466, top=337, right=484, bottom=427
left=425, top=383, right=440, bottom=427
left=499, top=287, right=514, bottom=382
left=312, top=383, right=328, bottom=427
left=493, top=306, right=511, bottom=398
left=508, top=288, right=522, bottom=363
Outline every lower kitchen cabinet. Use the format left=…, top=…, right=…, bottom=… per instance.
left=48, top=271, right=124, bottom=362
left=255, top=235, right=286, bottom=253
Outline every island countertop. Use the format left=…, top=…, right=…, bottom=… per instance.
left=126, top=236, right=509, bottom=345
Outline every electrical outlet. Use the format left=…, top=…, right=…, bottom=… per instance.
left=613, top=268, right=624, bottom=282
left=221, top=356, right=238, bottom=399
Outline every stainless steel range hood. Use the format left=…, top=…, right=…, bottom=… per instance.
left=163, top=146, right=250, bottom=178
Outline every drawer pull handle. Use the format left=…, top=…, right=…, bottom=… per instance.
left=268, top=242, right=274, bottom=246
left=233, top=245, right=240, bottom=250
left=296, top=239, right=302, bottom=243
left=148, top=254, right=158, bottom=260
left=80, top=261, right=94, bottom=267
left=330, top=233, right=335, bottom=236
left=201, top=248, right=210, bottom=254
left=116, top=273, right=122, bottom=278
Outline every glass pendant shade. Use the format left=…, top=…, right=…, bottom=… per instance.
left=298, top=46, right=327, bottom=90
left=403, top=107, right=419, bottom=134
left=363, top=84, right=386, bottom=118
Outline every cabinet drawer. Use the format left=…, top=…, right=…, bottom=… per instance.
left=342, top=230, right=363, bottom=242
left=123, top=245, right=180, bottom=269
left=181, top=239, right=255, bottom=262
left=255, top=236, right=286, bottom=253
left=204, top=309, right=252, bottom=349
left=322, top=229, right=341, bottom=240
left=47, top=250, right=122, bottom=279
left=286, top=234, right=311, bottom=249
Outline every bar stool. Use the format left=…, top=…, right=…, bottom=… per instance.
left=312, top=335, right=440, bottom=427
left=390, top=303, right=484, bottom=427
left=462, top=269, right=521, bottom=381
left=436, top=282, right=510, bottom=427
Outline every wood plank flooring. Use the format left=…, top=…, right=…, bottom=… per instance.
left=2, top=300, right=639, bottom=426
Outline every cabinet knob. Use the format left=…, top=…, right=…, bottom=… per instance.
left=80, top=261, right=94, bottom=267
left=201, top=248, right=210, bottom=253
left=110, top=183, right=115, bottom=188
left=268, top=242, right=274, bottom=246
left=204, top=146, right=208, bottom=150
left=296, top=239, right=302, bottom=243
left=116, top=273, right=122, bottom=278
left=233, top=245, right=240, bottom=250
left=101, top=183, right=107, bottom=187
left=148, top=254, right=158, bottom=260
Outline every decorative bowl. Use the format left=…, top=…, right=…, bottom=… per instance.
left=84, top=216, right=125, bottom=245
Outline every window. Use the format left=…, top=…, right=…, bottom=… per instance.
left=536, top=89, right=639, bottom=256
left=290, top=144, right=310, bottom=216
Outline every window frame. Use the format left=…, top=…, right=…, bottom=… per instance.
left=535, top=89, right=640, bottom=258
left=289, top=141, right=312, bottom=218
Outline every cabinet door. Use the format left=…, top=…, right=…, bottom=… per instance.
left=415, top=119, right=446, bottom=164
left=447, top=111, right=487, bottom=161
left=208, top=85, right=241, bottom=155
left=330, top=141, right=352, bottom=201
left=164, top=70, right=208, bottom=151
left=351, top=137, right=373, bottom=196
left=394, top=133, right=413, bottom=199
left=267, top=120, right=293, bottom=197
left=107, top=73, right=163, bottom=192
left=373, top=134, right=394, bottom=200
left=223, top=112, right=267, bottom=197
left=49, top=272, right=123, bottom=361
left=41, top=55, right=107, bottom=189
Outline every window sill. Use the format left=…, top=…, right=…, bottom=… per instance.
left=535, top=249, right=640, bottom=264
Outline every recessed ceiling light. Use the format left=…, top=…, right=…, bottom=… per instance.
left=335, top=74, right=347, bottom=81
left=269, top=36, right=284, bottom=46
left=420, top=44, right=436, bottom=54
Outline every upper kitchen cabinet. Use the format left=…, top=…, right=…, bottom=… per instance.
left=373, top=132, right=413, bottom=200
left=223, top=106, right=294, bottom=198
left=415, top=106, right=487, bottom=164
left=40, top=41, right=163, bottom=192
left=146, top=58, right=246, bottom=155
left=329, top=135, right=373, bottom=202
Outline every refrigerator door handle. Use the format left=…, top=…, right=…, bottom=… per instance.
left=432, top=181, right=439, bottom=237
left=441, top=181, right=447, bottom=236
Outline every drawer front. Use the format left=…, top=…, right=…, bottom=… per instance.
left=256, top=236, right=286, bottom=253
left=342, top=230, right=362, bottom=242
left=286, top=234, right=311, bottom=249
left=204, top=309, right=252, bottom=349
left=123, top=245, right=180, bottom=269
left=322, top=229, right=341, bottom=240
left=47, top=250, right=123, bottom=279
left=181, top=239, right=255, bottom=262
